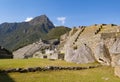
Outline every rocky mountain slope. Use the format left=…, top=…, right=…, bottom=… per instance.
left=60, top=24, right=120, bottom=66
left=0, top=15, right=55, bottom=51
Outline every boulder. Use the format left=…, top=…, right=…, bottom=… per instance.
left=65, top=43, right=95, bottom=64
left=19, top=69, right=28, bottom=73
left=110, top=38, right=120, bottom=67
left=94, top=42, right=111, bottom=65
left=45, top=66, right=54, bottom=70
left=26, top=67, right=36, bottom=72
left=15, top=68, right=22, bottom=72
left=13, top=40, right=49, bottom=59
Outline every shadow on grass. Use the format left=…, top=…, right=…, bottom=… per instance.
left=0, top=73, right=15, bottom=82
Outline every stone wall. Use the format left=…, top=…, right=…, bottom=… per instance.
left=61, top=24, right=120, bottom=66
left=0, top=65, right=101, bottom=73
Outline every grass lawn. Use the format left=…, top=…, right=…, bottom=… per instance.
left=0, top=58, right=98, bottom=70
left=0, top=58, right=119, bottom=82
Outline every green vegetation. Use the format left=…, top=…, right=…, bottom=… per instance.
left=0, top=58, right=97, bottom=70
left=46, top=26, right=71, bottom=40
left=0, top=58, right=119, bottom=82
left=0, top=15, right=71, bottom=51
left=0, top=15, right=54, bottom=51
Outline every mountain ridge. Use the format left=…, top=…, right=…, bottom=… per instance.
left=0, top=15, right=55, bottom=50
left=0, top=15, right=70, bottom=51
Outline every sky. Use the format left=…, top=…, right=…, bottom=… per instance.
left=0, top=0, right=120, bottom=27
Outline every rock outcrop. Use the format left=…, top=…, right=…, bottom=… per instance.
left=94, top=42, right=111, bottom=65
left=65, top=43, right=95, bottom=64
left=13, top=39, right=59, bottom=59
left=13, top=40, right=48, bottom=59
left=59, top=24, right=120, bottom=66
left=110, top=38, right=120, bottom=67
left=0, top=46, right=13, bottom=59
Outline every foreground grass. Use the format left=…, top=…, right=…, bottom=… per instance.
left=0, top=58, right=119, bottom=82
left=0, top=58, right=98, bottom=70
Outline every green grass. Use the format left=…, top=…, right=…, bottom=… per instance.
left=0, top=58, right=119, bottom=82
left=0, top=58, right=98, bottom=70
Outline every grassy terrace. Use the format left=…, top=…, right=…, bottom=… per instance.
left=0, top=58, right=119, bottom=82
left=0, top=58, right=99, bottom=70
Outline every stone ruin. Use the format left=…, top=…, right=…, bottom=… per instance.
left=58, top=24, right=120, bottom=78
left=59, top=24, right=120, bottom=66
left=0, top=65, right=101, bottom=73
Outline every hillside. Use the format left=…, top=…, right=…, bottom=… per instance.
left=0, top=15, right=55, bottom=51
left=47, top=26, right=71, bottom=40
left=0, top=15, right=70, bottom=51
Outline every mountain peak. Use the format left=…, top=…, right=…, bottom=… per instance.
left=0, top=14, right=55, bottom=51
left=29, top=15, right=52, bottom=25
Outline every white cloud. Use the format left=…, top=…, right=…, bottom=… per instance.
left=25, top=17, right=33, bottom=22
left=54, top=24, right=58, bottom=26
left=57, top=17, right=66, bottom=25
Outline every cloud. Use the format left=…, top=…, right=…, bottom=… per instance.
left=25, top=17, right=33, bottom=22
left=57, top=17, right=66, bottom=25
left=54, top=24, right=58, bottom=26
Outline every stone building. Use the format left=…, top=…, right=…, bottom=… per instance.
left=33, top=48, right=64, bottom=60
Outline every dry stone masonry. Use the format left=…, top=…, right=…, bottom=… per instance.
left=59, top=24, right=120, bottom=66
left=0, top=65, right=101, bottom=73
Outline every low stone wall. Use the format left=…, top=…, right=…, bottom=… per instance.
left=0, top=65, right=101, bottom=73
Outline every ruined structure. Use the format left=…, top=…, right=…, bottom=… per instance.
left=13, top=24, right=120, bottom=78
left=13, top=39, right=62, bottom=60
left=59, top=24, right=120, bottom=66
left=13, top=24, right=120, bottom=67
